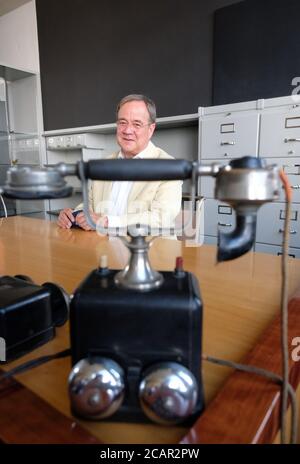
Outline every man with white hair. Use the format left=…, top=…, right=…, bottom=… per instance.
left=57, top=94, right=182, bottom=231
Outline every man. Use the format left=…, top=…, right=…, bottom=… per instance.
left=57, top=94, right=182, bottom=232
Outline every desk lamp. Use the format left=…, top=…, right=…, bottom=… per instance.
left=2, top=156, right=280, bottom=424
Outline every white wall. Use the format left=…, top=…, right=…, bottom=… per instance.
left=8, top=75, right=38, bottom=132
left=0, top=0, right=39, bottom=73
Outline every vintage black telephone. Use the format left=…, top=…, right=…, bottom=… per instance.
left=0, top=156, right=280, bottom=425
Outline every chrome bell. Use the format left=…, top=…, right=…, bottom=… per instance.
left=138, top=362, right=198, bottom=425
left=68, top=357, right=125, bottom=419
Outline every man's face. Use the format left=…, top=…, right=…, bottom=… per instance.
left=116, top=100, right=156, bottom=158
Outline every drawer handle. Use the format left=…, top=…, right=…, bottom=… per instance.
left=282, top=185, right=300, bottom=189
left=218, top=222, right=232, bottom=227
left=284, top=138, right=300, bottom=143
left=277, top=252, right=296, bottom=258
left=279, top=228, right=297, bottom=234
left=220, top=141, right=235, bottom=146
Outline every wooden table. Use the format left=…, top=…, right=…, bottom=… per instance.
left=0, top=216, right=300, bottom=444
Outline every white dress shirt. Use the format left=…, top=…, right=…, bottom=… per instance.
left=107, top=146, right=148, bottom=227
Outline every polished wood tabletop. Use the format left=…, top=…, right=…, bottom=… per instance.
left=0, top=216, right=300, bottom=444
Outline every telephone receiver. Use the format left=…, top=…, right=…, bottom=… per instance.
left=2, top=155, right=280, bottom=261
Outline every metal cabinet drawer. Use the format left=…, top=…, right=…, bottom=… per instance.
left=204, top=235, right=218, bottom=245
left=255, top=243, right=300, bottom=259
left=199, top=159, right=229, bottom=198
left=204, top=198, right=236, bottom=237
left=260, top=110, right=300, bottom=157
left=256, top=202, right=300, bottom=248
left=201, top=113, right=259, bottom=159
left=259, top=157, right=300, bottom=203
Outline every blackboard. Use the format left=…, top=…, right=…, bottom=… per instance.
left=36, top=0, right=240, bottom=130
left=213, top=0, right=300, bottom=105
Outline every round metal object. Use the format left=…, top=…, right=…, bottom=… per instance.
left=215, top=165, right=280, bottom=204
left=4, top=166, right=72, bottom=199
left=68, top=357, right=125, bottom=420
left=139, top=362, right=198, bottom=425
left=114, top=234, right=163, bottom=291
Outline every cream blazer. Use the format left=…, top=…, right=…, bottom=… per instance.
left=76, top=142, right=182, bottom=229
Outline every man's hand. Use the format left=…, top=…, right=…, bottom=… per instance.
left=75, top=210, right=108, bottom=231
left=57, top=208, right=75, bottom=229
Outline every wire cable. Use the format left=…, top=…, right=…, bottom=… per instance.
left=202, top=354, right=297, bottom=444
left=0, top=194, right=8, bottom=218
left=279, top=168, right=293, bottom=444
left=0, top=348, right=71, bottom=383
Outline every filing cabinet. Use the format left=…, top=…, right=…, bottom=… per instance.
left=256, top=202, right=300, bottom=248
left=199, top=158, right=228, bottom=199
left=199, top=104, right=259, bottom=245
left=255, top=243, right=300, bottom=259
left=199, top=96, right=300, bottom=258
left=204, top=199, right=236, bottom=237
left=260, top=158, right=300, bottom=203
left=201, top=113, right=259, bottom=159
left=259, top=109, right=300, bottom=158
